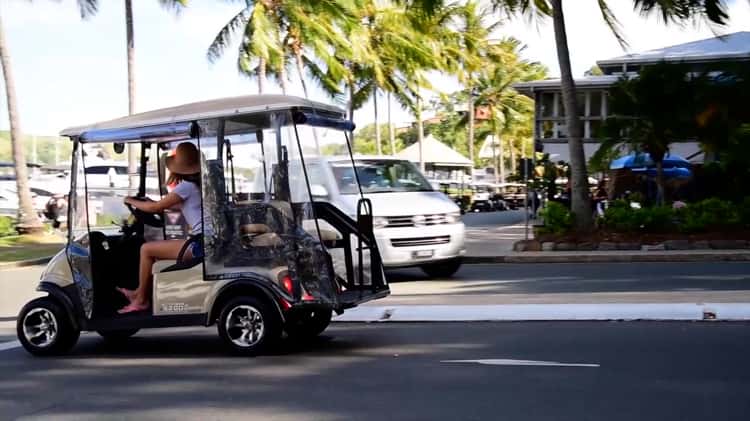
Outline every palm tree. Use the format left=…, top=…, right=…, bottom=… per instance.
left=489, top=0, right=732, bottom=231
left=0, top=1, right=109, bottom=233
left=307, top=3, right=444, bottom=156
left=0, top=6, right=43, bottom=233
left=78, top=0, right=187, bottom=188
left=208, top=0, right=354, bottom=97
left=473, top=39, right=545, bottom=184
left=452, top=2, right=499, bottom=167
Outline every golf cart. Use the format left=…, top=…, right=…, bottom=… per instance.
left=17, top=95, right=389, bottom=356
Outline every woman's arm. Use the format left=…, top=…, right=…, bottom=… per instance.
left=124, top=193, right=182, bottom=214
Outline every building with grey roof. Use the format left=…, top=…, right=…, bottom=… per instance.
left=514, top=31, right=750, bottom=164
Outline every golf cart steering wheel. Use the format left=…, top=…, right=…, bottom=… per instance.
left=126, top=197, right=164, bottom=228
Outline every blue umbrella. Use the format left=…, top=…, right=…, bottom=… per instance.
left=610, top=152, right=691, bottom=170
left=630, top=166, right=692, bottom=179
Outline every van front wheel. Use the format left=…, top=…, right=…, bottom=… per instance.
left=17, top=297, right=80, bottom=356
left=421, top=258, right=462, bottom=278
left=217, top=296, right=281, bottom=356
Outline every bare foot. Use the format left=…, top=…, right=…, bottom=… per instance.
left=117, top=301, right=150, bottom=314
left=116, top=287, right=137, bottom=301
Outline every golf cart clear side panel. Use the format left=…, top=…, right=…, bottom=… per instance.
left=296, top=123, right=382, bottom=291
left=200, top=113, right=337, bottom=304
left=67, top=142, right=94, bottom=318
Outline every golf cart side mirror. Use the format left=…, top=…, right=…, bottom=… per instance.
left=113, top=143, right=125, bottom=154
left=310, top=184, right=328, bottom=198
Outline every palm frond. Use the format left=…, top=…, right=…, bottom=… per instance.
left=207, top=8, right=250, bottom=63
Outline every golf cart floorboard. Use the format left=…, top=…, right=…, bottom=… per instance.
left=85, top=312, right=208, bottom=331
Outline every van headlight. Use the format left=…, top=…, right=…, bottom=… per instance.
left=373, top=216, right=388, bottom=229
left=445, top=212, right=461, bottom=224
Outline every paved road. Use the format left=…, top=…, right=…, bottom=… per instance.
left=3, top=262, right=750, bottom=323
left=462, top=210, right=531, bottom=253
left=381, top=262, right=750, bottom=304
left=1, top=322, right=749, bottom=420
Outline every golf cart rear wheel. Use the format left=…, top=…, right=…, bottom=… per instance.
left=421, top=258, right=462, bottom=278
left=285, top=309, right=332, bottom=340
left=17, top=297, right=80, bottom=356
left=217, top=296, right=281, bottom=356
left=96, top=328, right=139, bottom=342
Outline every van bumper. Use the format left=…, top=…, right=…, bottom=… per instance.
left=374, top=223, right=465, bottom=268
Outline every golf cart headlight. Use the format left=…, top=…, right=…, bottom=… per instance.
left=373, top=216, right=388, bottom=229
left=445, top=212, right=461, bottom=224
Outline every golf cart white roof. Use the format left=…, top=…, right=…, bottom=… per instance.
left=60, top=94, right=345, bottom=142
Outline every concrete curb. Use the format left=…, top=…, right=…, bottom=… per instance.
left=0, top=256, right=54, bottom=270
left=464, top=251, right=750, bottom=264
left=333, top=303, right=750, bottom=322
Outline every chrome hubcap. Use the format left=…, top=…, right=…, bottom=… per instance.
left=226, top=305, right=264, bottom=348
left=23, top=308, right=58, bottom=348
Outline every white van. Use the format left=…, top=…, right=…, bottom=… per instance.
left=291, top=156, right=466, bottom=277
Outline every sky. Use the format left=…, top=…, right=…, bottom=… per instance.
left=0, top=0, right=749, bottom=136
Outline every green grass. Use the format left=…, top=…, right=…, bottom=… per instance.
left=0, top=234, right=65, bottom=263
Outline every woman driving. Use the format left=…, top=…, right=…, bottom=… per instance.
left=117, top=142, right=203, bottom=314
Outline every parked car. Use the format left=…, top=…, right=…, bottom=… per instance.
left=259, top=156, right=466, bottom=277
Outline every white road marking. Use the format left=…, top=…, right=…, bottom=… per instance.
left=0, top=340, right=21, bottom=352
left=442, top=359, right=599, bottom=368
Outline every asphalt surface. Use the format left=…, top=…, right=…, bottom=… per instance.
left=379, top=262, right=750, bottom=304
left=3, top=262, right=750, bottom=326
left=1, top=322, right=749, bottom=420
left=461, top=209, right=527, bottom=227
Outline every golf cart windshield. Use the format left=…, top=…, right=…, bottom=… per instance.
left=331, top=159, right=433, bottom=194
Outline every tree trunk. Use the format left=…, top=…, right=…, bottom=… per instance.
left=498, top=134, right=505, bottom=184
left=295, top=50, right=308, bottom=98
left=655, top=160, right=665, bottom=206
left=491, top=137, right=498, bottom=184
left=374, top=89, right=381, bottom=155
left=467, top=91, right=475, bottom=166
left=278, top=55, right=288, bottom=95
left=387, top=92, right=395, bottom=155
left=550, top=0, right=592, bottom=231
left=258, top=58, right=267, bottom=94
left=348, top=80, right=355, bottom=149
left=416, top=97, right=425, bottom=172
left=125, top=0, right=139, bottom=190
left=509, top=137, right=516, bottom=175
left=0, top=10, right=43, bottom=233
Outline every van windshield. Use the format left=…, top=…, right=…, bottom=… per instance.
left=331, top=159, right=433, bottom=194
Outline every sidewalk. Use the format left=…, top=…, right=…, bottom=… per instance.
left=463, top=220, right=750, bottom=263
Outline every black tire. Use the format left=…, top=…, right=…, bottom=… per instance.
left=17, top=297, right=80, bottom=356
left=285, top=309, right=332, bottom=340
left=217, top=296, right=282, bottom=356
left=96, top=329, right=139, bottom=343
left=421, top=258, right=462, bottom=278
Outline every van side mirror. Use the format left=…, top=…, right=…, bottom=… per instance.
left=113, top=143, right=125, bottom=154
left=310, top=184, right=328, bottom=198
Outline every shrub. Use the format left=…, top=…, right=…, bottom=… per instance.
left=677, top=198, right=739, bottom=233
left=600, top=201, right=676, bottom=233
left=538, top=201, right=574, bottom=235
left=0, top=216, right=15, bottom=237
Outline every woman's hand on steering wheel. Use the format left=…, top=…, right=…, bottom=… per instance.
left=124, top=196, right=164, bottom=228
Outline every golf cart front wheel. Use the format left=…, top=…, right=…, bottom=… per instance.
left=217, top=296, right=282, bottom=356
left=17, top=297, right=80, bottom=356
